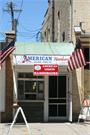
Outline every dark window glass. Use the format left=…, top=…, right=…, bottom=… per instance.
left=49, top=105, right=57, bottom=116
left=84, top=64, right=90, bottom=70
left=49, top=99, right=66, bottom=103
left=58, top=105, right=66, bottom=116
left=25, top=94, right=36, bottom=100
left=18, top=73, right=24, bottom=78
left=18, top=73, right=44, bottom=78
left=84, top=48, right=90, bottom=62
left=62, top=31, right=65, bottom=42
left=37, top=76, right=43, bottom=78
left=18, top=81, right=24, bottom=99
left=38, top=81, right=44, bottom=93
left=29, top=73, right=37, bottom=78
left=25, top=81, right=36, bottom=92
left=18, top=73, right=31, bottom=78
left=49, top=76, right=57, bottom=98
left=25, top=73, right=31, bottom=78
left=58, top=76, right=66, bottom=98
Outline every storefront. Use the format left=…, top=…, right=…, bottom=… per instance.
left=13, top=42, right=73, bottom=122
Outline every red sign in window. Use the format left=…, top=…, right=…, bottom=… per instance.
left=34, top=64, right=58, bottom=76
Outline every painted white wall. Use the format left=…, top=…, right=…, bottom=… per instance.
left=0, top=62, right=6, bottom=112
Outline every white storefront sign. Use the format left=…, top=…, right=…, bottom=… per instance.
left=14, top=55, right=70, bottom=65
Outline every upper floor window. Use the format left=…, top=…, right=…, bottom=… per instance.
left=44, top=31, right=46, bottom=42
left=48, top=29, right=50, bottom=42
left=62, top=31, right=65, bottom=42
left=58, top=11, right=60, bottom=42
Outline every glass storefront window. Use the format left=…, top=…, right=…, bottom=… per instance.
left=18, top=73, right=43, bottom=78
left=17, top=72, right=44, bottom=100
left=38, top=81, right=44, bottom=93
left=18, top=81, right=24, bottom=100
left=25, top=94, right=36, bottom=100
left=25, top=81, right=36, bottom=92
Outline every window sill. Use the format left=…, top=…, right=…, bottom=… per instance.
left=18, top=100, right=45, bottom=102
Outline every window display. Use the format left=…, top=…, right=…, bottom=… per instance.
left=17, top=73, right=44, bottom=100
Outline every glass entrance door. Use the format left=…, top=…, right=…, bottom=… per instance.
left=49, top=76, right=68, bottom=121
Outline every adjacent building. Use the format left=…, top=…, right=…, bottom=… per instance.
left=42, top=0, right=90, bottom=121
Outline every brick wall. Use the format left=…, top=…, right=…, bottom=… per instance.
left=72, top=69, right=82, bottom=121
left=42, top=0, right=90, bottom=122
left=54, top=0, right=70, bottom=42
left=1, top=31, right=15, bottom=122
left=42, top=0, right=70, bottom=42
left=72, top=0, right=90, bottom=47
left=72, top=0, right=90, bottom=121
left=42, top=2, right=52, bottom=42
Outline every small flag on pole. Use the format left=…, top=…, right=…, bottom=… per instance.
left=0, top=39, right=15, bottom=70
left=67, top=39, right=87, bottom=72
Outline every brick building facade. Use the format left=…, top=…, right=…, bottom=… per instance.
left=42, top=0, right=90, bottom=44
left=42, top=0, right=90, bottom=121
left=1, top=31, right=15, bottom=122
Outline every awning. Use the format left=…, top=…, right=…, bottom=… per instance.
left=13, top=42, right=74, bottom=65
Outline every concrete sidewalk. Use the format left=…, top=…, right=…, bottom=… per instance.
left=0, top=122, right=90, bottom=135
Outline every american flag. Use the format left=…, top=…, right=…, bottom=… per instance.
left=0, top=39, right=15, bottom=70
left=67, top=40, right=87, bottom=72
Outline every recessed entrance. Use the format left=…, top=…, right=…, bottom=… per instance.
left=49, top=76, right=68, bottom=121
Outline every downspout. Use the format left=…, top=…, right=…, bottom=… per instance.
left=13, top=70, right=17, bottom=102
left=50, top=12, right=52, bottom=42
left=70, top=0, right=72, bottom=41
left=52, top=0, right=54, bottom=42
